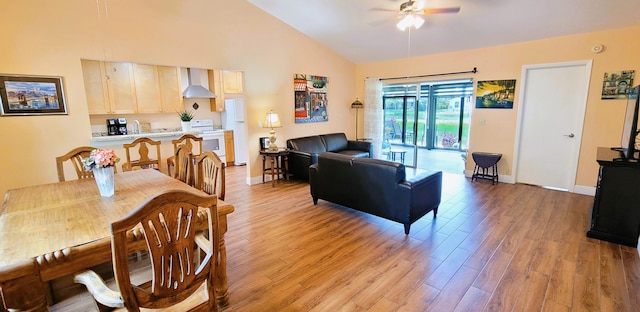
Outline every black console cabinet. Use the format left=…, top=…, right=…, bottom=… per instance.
left=587, top=147, right=640, bottom=247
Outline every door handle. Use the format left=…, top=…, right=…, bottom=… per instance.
left=564, top=133, right=575, bottom=138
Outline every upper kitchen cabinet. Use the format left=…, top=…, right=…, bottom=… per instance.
left=135, top=64, right=182, bottom=113
left=133, top=63, right=161, bottom=113
left=157, top=66, right=182, bottom=113
left=208, top=70, right=224, bottom=112
left=81, top=59, right=182, bottom=115
left=222, top=70, right=243, bottom=94
left=207, top=70, right=244, bottom=112
left=82, top=60, right=136, bottom=114
left=81, top=60, right=111, bottom=114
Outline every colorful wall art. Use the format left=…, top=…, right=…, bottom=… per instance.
left=475, top=80, right=516, bottom=109
left=602, top=70, right=635, bottom=100
left=294, top=74, right=328, bottom=123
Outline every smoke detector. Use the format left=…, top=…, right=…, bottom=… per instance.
left=591, top=44, right=605, bottom=54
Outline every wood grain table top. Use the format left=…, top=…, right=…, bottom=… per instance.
left=0, top=169, right=234, bottom=268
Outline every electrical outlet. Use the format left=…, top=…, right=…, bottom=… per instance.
left=480, top=119, right=486, bottom=125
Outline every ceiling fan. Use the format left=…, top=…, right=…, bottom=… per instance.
left=371, top=1, right=460, bottom=31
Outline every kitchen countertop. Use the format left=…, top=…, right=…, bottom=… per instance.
left=90, top=129, right=230, bottom=146
left=92, top=131, right=201, bottom=141
left=90, top=131, right=202, bottom=146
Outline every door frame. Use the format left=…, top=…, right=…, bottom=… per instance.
left=511, top=60, right=592, bottom=192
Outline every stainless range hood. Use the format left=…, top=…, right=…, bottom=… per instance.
left=183, top=68, right=217, bottom=99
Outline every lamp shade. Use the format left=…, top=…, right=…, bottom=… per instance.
left=264, top=111, right=282, bottom=128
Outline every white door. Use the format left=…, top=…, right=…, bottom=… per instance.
left=513, top=60, right=592, bottom=191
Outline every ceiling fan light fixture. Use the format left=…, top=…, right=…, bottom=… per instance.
left=397, top=13, right=424, bottom=31
left=413, top=15, right=425, bottom=29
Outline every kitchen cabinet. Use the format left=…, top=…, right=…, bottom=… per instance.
left=208, top=70, right=224, bottom=112
left=104, top=62, right=137, bottom=114
left=134, top=64, right=182, bottom=113
left=224, top=130, right=235, bottom=165
left=209, top=70, right=244, bottom=112
left=222, top=70, right=243, bottom=94
left=81, top=60, right=111, bottom=114
left=82, top=60, right=136, bottom=114
left=157, top=66, right=182, bottom=113
left=132, top=63, right=161, bottom=113
left=82, top=60, right=181, bottom=115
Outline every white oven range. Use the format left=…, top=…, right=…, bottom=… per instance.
left=191, top=119, right=226, bottom=163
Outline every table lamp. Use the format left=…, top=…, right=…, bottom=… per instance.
left=264, top=110, right=282, bottom=151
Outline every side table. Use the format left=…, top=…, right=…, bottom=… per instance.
left=471, top=152, right=502, bottom=184
left=260, top=149, right=289, bottom=187
left=388, top=149, right=407, bottom=163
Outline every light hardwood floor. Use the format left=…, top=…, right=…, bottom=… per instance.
left=52, top=165, right=640, bottom=311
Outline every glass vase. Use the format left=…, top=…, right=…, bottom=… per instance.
left=93, top=166, right=115, bottom=197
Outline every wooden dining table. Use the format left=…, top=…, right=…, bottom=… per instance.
left=0, top=169, right=234, bottom=311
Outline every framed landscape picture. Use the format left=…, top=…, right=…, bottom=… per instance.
left=0, top=74, right=67, bottom=116
left=475, top=80, right=516, bottom=109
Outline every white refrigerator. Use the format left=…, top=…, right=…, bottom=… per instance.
left=222, top=98, right=247, bottom=165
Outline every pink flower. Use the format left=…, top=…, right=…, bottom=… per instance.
left=83, top=149, right=120, bottom=170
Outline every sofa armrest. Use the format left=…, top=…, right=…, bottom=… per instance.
left=400, top=170, right=443, bottom=219
left=347, top=140, right=373, bottom=157
left=287, top=150, right=319, bottom=180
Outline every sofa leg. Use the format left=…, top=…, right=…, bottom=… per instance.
left=313, top=197, right=318, bottom=205
left=433, top=207, right=438, bottom=218
left=404, top=224, right=410, bottom=235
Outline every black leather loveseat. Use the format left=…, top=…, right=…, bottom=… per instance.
left=309, top=152, right=442, bottom=234
left=286, top=133, right=371, bottom=180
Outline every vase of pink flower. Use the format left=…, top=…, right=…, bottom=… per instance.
left=82, top=149, right=120, bottom=197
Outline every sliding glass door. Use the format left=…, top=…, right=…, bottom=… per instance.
left=383, top=89, right=418, bottom=167
left=382, top=80, right=473, bottom=170
left=425, top=82, right=473, bottom=151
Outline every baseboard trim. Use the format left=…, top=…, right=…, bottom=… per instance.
left=573, top=185, right=596, bottom=196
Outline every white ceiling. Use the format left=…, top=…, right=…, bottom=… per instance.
left=247, top=0, right=640, bottom=64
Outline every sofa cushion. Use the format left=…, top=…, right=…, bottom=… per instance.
left=287, top=135, right=327, bottom=154
left=321, top=133, right=348, bottom=152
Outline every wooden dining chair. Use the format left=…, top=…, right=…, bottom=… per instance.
left=74, top=190, right=220, bottom=312
left=122, top=137, right=161, bottom=172
left=56, top=146, right=115, bottom=182
left=167, top=134, right=203, bottom=177
left=194, top=151, right=226, bottom=201
left=174, top=144, right=194, bottom=186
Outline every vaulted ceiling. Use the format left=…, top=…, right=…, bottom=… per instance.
left=248, top=0, right=640, bottom=64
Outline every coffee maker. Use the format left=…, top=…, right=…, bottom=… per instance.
left=107, top=118, right=127, bottom=135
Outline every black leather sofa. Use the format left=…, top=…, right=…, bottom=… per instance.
left=309, top=152, right=442, bottom=234
left=286, top=133, right=371, bottom=180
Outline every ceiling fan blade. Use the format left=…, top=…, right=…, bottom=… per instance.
left=369, top=8, right=397, bottom=12
left=421, top=7, right=461, bottom=14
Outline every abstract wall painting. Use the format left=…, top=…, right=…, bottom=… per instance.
left=294, top=74, right=328, bottom=123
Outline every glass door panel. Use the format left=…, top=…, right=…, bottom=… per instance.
left=404, top=97, right=417, bottom=168
left=434, top=96, right=462, bottom=149
left=382, top=95, right=417, bottom=168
